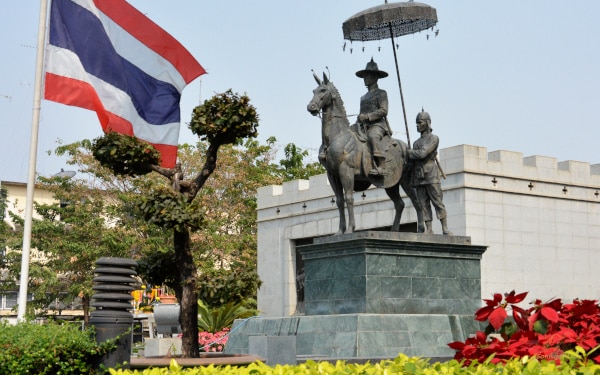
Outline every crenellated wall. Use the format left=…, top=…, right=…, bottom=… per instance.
left=257, top=145, right=600, bottom=317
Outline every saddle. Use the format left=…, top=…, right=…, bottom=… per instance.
left=350, top=123, right=404, bottom=189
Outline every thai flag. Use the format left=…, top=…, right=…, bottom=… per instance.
left=44, top=0, right=205, bottom=168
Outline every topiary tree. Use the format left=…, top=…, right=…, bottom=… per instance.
left=91, top=89, right=259, bottom=357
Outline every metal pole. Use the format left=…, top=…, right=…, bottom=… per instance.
left=388, top=25, right=411, bottom=149
left=17, top=0, right=49, bottom=321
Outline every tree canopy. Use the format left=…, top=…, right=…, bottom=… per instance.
left=2, top=89, right=325, bottom=357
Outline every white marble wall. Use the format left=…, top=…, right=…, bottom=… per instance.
left=257, top=145, right=600, bottom=317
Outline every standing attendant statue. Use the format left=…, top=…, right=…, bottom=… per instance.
left=355, top=58, right=392, bottom=176
left=407, top=109, right=452, bottom=235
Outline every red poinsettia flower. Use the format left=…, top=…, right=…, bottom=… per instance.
left=488, top=306, right=508, bottom=331
left=475, top=293, right=505, bottom=323
left=504, top=290, right=528, bottom=304
left=449, top=291, right=600, bottom=367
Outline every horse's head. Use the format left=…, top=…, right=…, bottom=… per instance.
left=307, top=71, right=333, bottom=116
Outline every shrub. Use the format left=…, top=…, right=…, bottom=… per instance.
left=92, top=132, right=160, bottom=176
left=198, top=329, right=229, bottom=352
left=0, top=320, right=116, bottom=374
left=189, top=90, right=259, bottom=145
left=448, top=291, right=600, bottom=365
left=197, top=299, right=257, bottom=333
left=107, top=351, right=600, bottom=375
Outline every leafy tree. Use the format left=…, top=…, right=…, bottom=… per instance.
left=2, top=92, right=325, bottom=357
left=187, top=138, right=281, bottom=307
left=137, top=139, right=325, bottom=309
left=135, top=139, right=282, bottom=307
left=278, top=143, right=325, bottom=182
left=135, top=139, right=325, bottom=309
left=91, top=90, right=260, bottom=357
left=0, top=139, right=173, bottom=321
left=1, top=173, right=142, bottom=323
left=0, top=187, right=11, bottom=265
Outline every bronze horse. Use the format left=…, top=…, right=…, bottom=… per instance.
left=307, top=73, right=423, bottom=234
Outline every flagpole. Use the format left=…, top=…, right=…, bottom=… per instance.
left=17, top=0, right=49, bottom=321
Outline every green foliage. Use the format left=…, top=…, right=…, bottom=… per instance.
left=2, top=172, right=137, bottom=318
left=136, top=248, right=179, bottom=292
left=0, top=321, right=115, bottom=374
left=0, top=187, right=7, bottom=219
left=91, top=132, right=161, bottom=176
left=179, top=139, right=280, bottom=307
left=196, top=264, right=261, bottom=308
left=197, top=299, right=257, bottom=333
left=0, top=187, right=12, bottom=268
left=108, top=351, right=600, bottom=374
left=137, top=187, right=205, bottom=232
left=278, top=143, right=325, bottom=181
left=189, top=90, right=259, bottom=145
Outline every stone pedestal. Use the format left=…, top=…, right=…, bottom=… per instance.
left=249, top=336, right=297, bottom=365
left=225, top=232, right=486, bottom=361
left=225, top=313, right=482, bottom=359
left=300, top=231, right=485, bottom=316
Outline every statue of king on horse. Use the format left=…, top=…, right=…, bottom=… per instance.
left=307, top=60, right=424, bottom=235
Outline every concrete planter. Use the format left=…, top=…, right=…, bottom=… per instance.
left=144, top=338, right=182, bottom=357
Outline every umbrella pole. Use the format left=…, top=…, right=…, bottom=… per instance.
left=389, top=26, right=411, bottom=149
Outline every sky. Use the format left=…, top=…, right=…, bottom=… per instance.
left=1, top=1, right=599, bottom=183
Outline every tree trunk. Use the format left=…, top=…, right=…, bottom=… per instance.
left=174, top=227, right=199, bottom=357
left=82, top=294, right=90, bottom=327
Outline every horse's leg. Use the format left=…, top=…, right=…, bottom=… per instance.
left=327, top=171, right=346, bottom=234
left=339, top=166, right=356, bottom=233
left=400, top=172, right=424, bottom=233
left=385, top=183, right=405, bottom=232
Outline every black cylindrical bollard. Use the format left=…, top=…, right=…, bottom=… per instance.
left=90, top=257, right=138, bottom=370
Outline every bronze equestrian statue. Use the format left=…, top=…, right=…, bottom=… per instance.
left=307, top=69, right=423, bottom=234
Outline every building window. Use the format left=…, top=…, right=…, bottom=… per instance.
left=2, top=292, right=17, bottom=310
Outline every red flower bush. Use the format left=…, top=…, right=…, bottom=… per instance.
left=448, top=291, right=600, bottom=365
left=178, top=328, right=230, bottom=352
left=198, top=328, right=229, bottom=352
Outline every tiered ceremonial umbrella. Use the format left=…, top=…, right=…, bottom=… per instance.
left=342, top=1, right=437, bottom=145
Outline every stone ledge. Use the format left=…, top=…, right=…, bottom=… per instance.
left=225, top=314, right=481, bottom=360
left=130, top=353, right=264, bottom=369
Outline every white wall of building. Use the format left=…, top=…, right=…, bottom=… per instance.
left=256, top=144, right=600, bottom=317
left=1, top=181, right=56, bottom=227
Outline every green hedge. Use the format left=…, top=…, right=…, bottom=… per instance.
left=109, top=350, right=600, bottom=374
left=0, top=321, right=115, bottom=374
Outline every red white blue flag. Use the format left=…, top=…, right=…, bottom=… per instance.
left=44, top=0, right=205, bottom=168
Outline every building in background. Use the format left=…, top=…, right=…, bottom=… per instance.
left=0, top=180, right=83, bottom=318
left=256, top=144, right=600, bottom=317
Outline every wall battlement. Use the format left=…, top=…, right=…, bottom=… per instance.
left=441, top=145, right=600, bottom=186
left=258, top=145, right=600, bottom=212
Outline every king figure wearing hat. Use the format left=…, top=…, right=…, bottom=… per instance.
left=356, top=58, right=390, bottom=176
